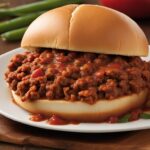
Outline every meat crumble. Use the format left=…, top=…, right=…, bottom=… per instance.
left=5, top=49, right=150, bottom=104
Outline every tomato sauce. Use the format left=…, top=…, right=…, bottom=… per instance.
left=48, top=115, right=69, bottom=125
left=29, top=114, right=47, bottom=122
left=129, top=109, right=142, bottom=121
left=29, top=114, right=79, bottom=125
left=108, top=116, right=119, bottom=123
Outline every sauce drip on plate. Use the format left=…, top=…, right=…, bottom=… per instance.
left=29, top=114, right=79, bottom=125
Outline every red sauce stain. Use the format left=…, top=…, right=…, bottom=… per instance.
left=48, top=115, right=68, bottom=125
left=29, top=114, right=79, bottom=125
left=107, top=116, right=118, bottom=123
left=129, top=108, right=142, bottom=121
left=29, top=114, right=47, bottom=122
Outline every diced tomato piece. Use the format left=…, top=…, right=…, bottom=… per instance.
left=31, top=68, right=44, bottom=78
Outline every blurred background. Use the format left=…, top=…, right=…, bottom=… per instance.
left=0, top=0, right=149, bottom=53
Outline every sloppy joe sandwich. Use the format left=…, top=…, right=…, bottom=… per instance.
left=5, top=4, right=150, bottom=122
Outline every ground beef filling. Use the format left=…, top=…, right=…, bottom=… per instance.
left=5, top=49, right=150, bottom=104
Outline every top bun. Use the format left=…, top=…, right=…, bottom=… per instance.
left=21, top=4, right=148, bottom=56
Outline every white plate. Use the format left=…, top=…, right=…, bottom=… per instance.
left=0, top=47, right=150, bottom=133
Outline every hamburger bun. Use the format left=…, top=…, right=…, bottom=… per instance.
left=10, top=4, right=149, bottom=122
left=21, top=4, right=148, bottom=56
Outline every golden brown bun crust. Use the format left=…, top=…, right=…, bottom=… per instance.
left=21, top=4, right=148, bottom=56
left=12, top=90, right=147, bottom=122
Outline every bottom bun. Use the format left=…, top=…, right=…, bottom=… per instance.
left=12, top=90, right=147, bottom=122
